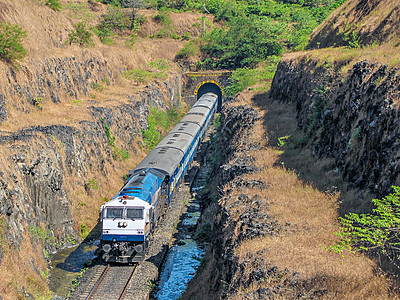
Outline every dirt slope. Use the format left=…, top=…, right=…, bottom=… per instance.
left=308, top=0, right=400, bottom=48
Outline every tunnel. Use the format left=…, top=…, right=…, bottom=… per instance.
left=196, top=82, right=223, bottom=112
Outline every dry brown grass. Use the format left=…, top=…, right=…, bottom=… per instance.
left=224, top=92, right=398, bottom=299
left=309, top=0, right=400, bottom=49
left=285, top=43, right=400, bottom=75
left=0, top=230, right=52, bottom=299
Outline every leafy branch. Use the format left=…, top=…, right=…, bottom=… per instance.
left=327, top=186, right=400, bottom=268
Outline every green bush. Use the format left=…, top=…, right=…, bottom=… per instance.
left=0, top=22, right=27, bottom=63
left=150, top=11, right=180, bottom=38
left=225, top=68, right=260, bottom=96
left=153, top=12, right=172, bottom=24
left=327, top=186, right=400, bottom=268
left=197, top=0, right=346, bottom=69
left=86, top=179, right=99, bottom=190
left=99, top=6, right=131, bottom=32
left=112, top=146, right=129, bottom=161
left=225, top=55, right=281, bottom=95
left=95, top=6, right=134, bottom=43
left=123, top=63, right=168, bottom=85
left=67, top=22, right=94, bottom=47
left=176, top=41, right=198, bottom=59
left=123, top=68, right=151, bottom=85
left=200, top=15, right=285, bottom=69
left=44, top=0, right=62, bottom=11
left=93, top=27, right=113, bottom=44
left=148, top=59, right=169, bottom=71
left=142, top=107, right=181, bottom=150
left=142, top=112, right=162, bottom=150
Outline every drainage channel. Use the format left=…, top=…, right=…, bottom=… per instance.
left=152, top=144, right=212, bottom=300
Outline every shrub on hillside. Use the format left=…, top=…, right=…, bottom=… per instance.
left=95, top=6, right=133, bottom=43
left=142, top=107, right=182, bottom=150
left=176, top=41, right=198, bottom=59
left=0, top=22, right=27, bottom=64
left=123, top=68, right=150, bottom=85
left=328, top=186, right=400, bottom=268
left=44, top=0, right=62, bottom=11
left=153, top=12, right=171, bottom=24
left=67, top=22, right=94, bottom=47
left=98, top=6, right=132, bottom=32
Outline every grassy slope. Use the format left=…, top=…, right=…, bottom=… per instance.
left=232, top=0, right=400, bottom=297
left=184, top=89, right=397, bottom=299
left=234, top=92, right=395, bottom=298
left=308, top=0, right=400, bottom=48
left=185, top=0, right=400, bottom=298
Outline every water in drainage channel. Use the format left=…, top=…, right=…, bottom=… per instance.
left=154, top=156, right=211, bottom=300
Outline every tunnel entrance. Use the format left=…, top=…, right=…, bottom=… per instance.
left=196, top=82, right=223, bottom=112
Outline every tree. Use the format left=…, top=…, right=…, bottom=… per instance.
left=0, top=22, right=27, bottom=63
left=67, top=22, right=94, bottom=47
left=201, top=15, right=286, bottom=69
left=328, top=186, right=400, bottom=268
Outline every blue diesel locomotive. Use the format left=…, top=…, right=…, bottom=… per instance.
left=100, top=92, right=218, bottom=263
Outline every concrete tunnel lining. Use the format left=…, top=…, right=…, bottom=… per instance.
left=196, top=83, right=223, bottom=112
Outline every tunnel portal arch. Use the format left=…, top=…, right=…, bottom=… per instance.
left=195, top=81, right=223, bottom=112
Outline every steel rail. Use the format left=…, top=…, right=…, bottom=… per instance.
left=118, top=265, right=136, bottom=300
left=85, top=264, right=110, bottom=300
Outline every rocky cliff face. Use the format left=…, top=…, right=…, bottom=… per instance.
left=0, top=53, right=180, bottom=270
left=270, top=57, right=400, bottom=198
left=0, top=53, right=113, bottom=124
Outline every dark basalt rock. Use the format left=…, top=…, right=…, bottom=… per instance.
left=270, top=58, right=400, bottom=197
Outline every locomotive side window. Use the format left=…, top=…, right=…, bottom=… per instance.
left=106, top=208, right=123, bottom=219
left=127, top=208, right=144, bottom=220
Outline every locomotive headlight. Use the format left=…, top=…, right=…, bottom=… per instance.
left=112, top=238, right=117, bottom=242
left=118, top=222, right=128, bottom=228
left=103, top=244, right=111, bottom=253
left=135, top=244, right=143, bottom=253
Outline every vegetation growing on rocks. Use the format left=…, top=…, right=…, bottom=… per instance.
left=329, top=186, right=400, bottom=267
left=142, top=106, right=183, bottom=150
left=0, top=22, right=27, bottom=63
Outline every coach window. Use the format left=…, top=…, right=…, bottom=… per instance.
left=127, top=208, right=144, bottom=220
left=106, top=208, right=123, bottom=219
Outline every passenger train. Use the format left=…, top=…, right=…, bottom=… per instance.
left=100, top=92, right=219, bottom=263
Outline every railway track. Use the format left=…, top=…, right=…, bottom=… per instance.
left=78, top=264, right=136, bottom=300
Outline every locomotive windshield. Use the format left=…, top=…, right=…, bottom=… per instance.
left=106, top=208, right=123, bottom=219
left=127, top=208, right=144, bottom=220
left=105, top=207, right=143, bottom=220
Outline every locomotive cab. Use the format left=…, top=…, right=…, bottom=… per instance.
left=101, top=196, right=152, bottom=263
